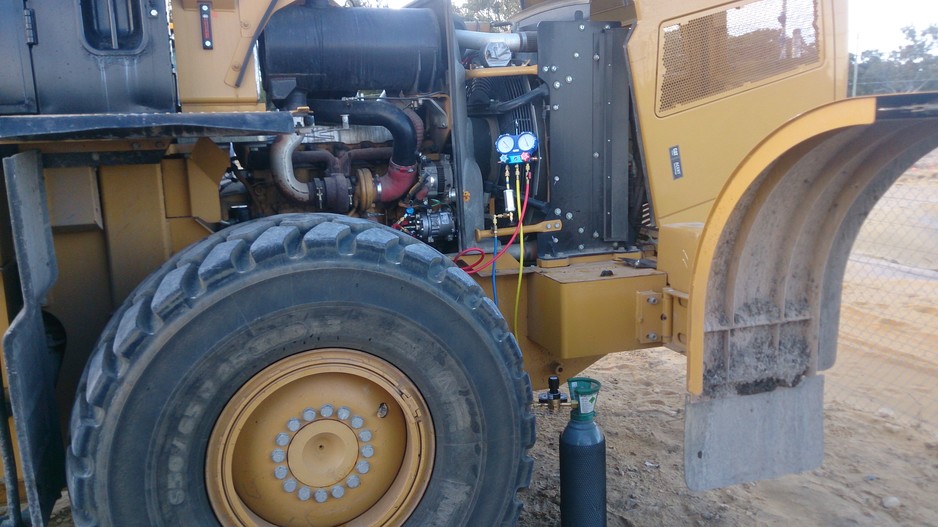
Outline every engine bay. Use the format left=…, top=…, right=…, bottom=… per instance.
left=220, top=2, right=643, bottom=263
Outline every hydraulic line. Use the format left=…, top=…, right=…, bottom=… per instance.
left=513, top=166, right=526, bottom=338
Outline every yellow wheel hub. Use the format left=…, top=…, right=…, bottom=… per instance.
left=207, top=349, right=434, bottom=527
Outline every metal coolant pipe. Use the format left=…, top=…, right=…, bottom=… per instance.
left=455, top=29, right=538, bottom=52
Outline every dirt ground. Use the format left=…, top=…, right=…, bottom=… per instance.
left=517, top=149, right=938, bottom=526
left=518, top=349, right=938, bottom=527
left=44, top=156, right=938, bottom=526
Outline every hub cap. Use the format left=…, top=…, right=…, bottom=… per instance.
left=207, top=349, right=434, bottom=527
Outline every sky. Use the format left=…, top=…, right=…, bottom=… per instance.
left=849, top=0, right=938, bottom=53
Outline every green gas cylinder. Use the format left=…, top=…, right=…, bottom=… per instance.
left=560, top=377, right=606, bottom=527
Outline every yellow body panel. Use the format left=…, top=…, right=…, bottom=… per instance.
left=470, top=256, right=606, bottom=388
left=45, top=167, right=102, bottom=231
left=173, top=1, right=266, bottom=111
left=99, top=164, right=173, bottom=305
left=628, top=0, right=847, bottom=225
left=527, top=261, right=666, bottom=358
left=656, top=222, right=702, bottom=294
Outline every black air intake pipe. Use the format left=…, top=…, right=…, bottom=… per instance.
left=308, top=99, right=418, bottom=167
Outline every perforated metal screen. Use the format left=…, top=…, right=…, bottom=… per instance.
left=657, top=0, right=820, bottom=115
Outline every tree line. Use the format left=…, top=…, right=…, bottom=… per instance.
left=850, top=25, right=938, bottom=96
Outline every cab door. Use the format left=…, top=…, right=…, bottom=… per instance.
left=0, top=0, right=38, bottom=114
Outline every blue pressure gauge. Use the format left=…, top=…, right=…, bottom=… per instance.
left=517, top=132, right=537, bottom=152
left=496, top=134, right=515, bottom=155
left=496, top=132, right=538, bottom=164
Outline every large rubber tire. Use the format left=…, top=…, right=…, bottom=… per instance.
left=66, top=214, right=534, bottom=526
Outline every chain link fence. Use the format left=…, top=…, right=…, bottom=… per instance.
left=826, top=147, right=938, bottom=434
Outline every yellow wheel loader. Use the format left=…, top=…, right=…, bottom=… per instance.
left=0, top=0, right=935, bottom=525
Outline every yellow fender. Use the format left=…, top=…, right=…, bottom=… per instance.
left=683, top=93, right=938, bottom=490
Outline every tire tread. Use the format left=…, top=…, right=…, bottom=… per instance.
left=67, top=214, right=534, bottom=526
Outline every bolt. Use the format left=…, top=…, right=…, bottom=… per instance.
left=275, top=433, right=290, bottom=447
left=332, top=486, right=345, bottom=499
left=592, top=231, right=600, bottom=238
left=604, top=24, right=612, bottom=29
left=204, top=40, right=212, bottom=47
left=347, top=475, right=361, bottom=488
left=647, top=297, right=659, bottom=305
left=550, top=65, right=558, bottom=72
left=303, top=408, right=317, bottom=421
left=553, top=81, right=561, bottom=89
left=287, top=418, right=301, bottom=432
left=565, top=212, right=574, bottom=220
left=578, top=244, right=585, bottom=250
left=647, top=332, right=659, bottom=341
left=565, top=75, right=573, bottom=83
left=272, top=449, right=286, bottom=463
left=356, top=461, right=371, bottom=474
left=314, top=489, right=329, bottom=503
left=553, top=176, right=560, bottom=182
left=283, top=478, right=298, bottom=493
left=552, top=237, right=559, bottom=243
left=546, top=224, right=553, bottom=230
left=593, top=152, right=600, bottom=158
left=149, top=8, right=159, bottom=17
left=593, top=54, right=600, bottom=61
left=274, top=465, right=288, bottom=480
left=377, top=403, right=389, bottom=418
left=573, top=52, right=580, bottom=58
left=201, top=4, right=209, bottom=11
left=542, top=65, right=549, bottom=72
left=361, top=445, right=375, bottom=458
left=337, top=407, right=351, bottom=420
left=554, top=208, right=562, bottom=216
left=579, top=24, right=586, bottom=31
left=298, top=486, right=311, bottom=501
left=359, top=429, right=373, bottom=442
left=552, top=104, right=560, bottom=110
left=320, top=404, right=334, bottom=418
left=578, top=227, right=585, bottom=234
left=351, top=416, right=364, bottom=429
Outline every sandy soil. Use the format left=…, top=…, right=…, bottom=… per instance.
left=517, top=149, right=938, bottom=526
left=44, top=156, right=938, bottom=526
left=518, top=349, right=938, bottom=527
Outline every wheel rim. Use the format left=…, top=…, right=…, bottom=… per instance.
left=207, top=348, right=434, bottom=527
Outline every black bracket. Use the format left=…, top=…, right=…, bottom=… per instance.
left=1, top=150, right=65, bottom=527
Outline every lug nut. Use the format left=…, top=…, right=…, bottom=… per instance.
left=283, top=478, right=297, bottom=493
left=315, top=489, right=329, bottom=503
left=274, top=465, right=288, bottom=480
